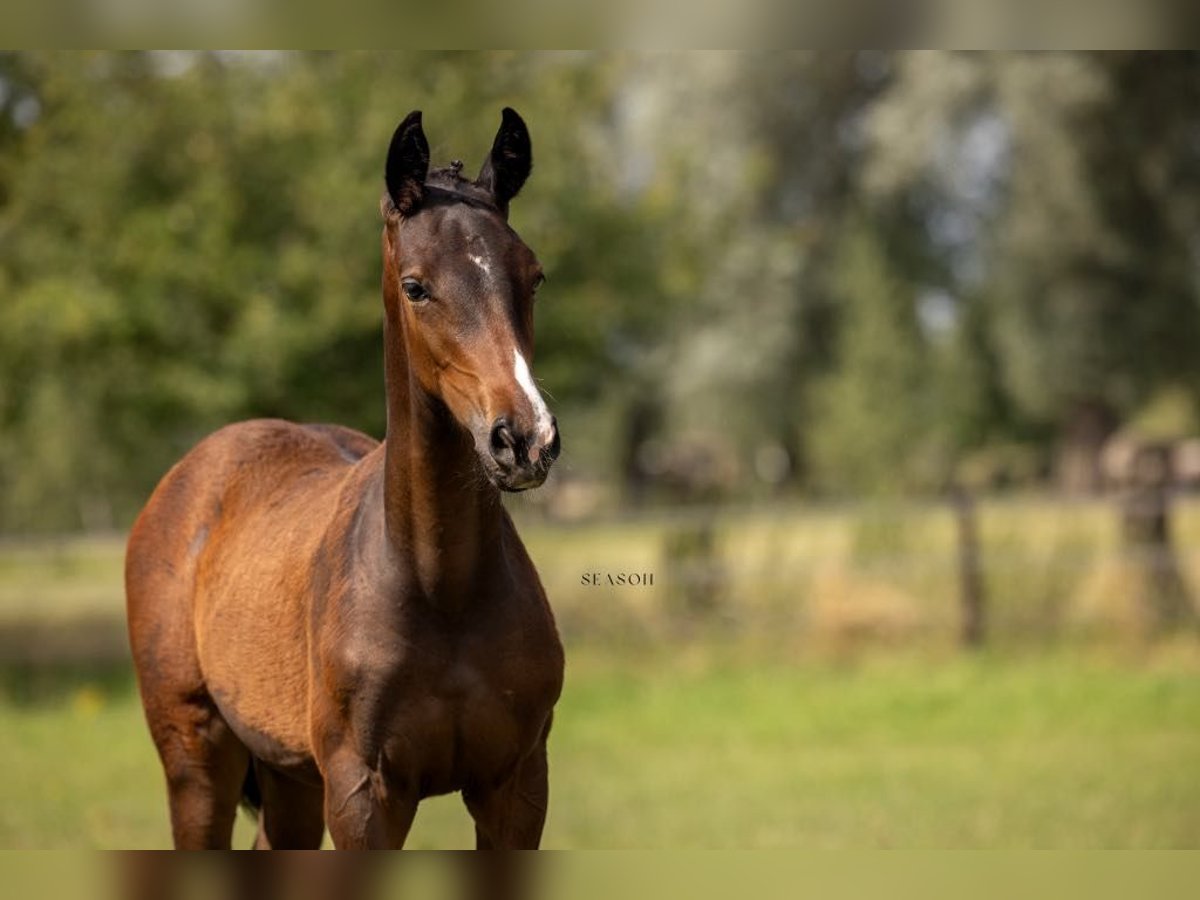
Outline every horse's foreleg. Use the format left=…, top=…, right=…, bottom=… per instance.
left=463, top=739, right=549, bottom=850
left=320, top=746, right=416, bottom=849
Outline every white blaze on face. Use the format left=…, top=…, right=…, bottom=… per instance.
left=468, top=252, right=492, bottom=278
left=513, top=347, right=554, bottom=460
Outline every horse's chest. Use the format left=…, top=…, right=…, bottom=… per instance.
left=368, top=625, right=562, bottom=794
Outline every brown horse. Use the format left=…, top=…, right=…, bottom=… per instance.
left=125, top=108, right=564, bottom=849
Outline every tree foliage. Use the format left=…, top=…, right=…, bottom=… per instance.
left=0, top=52, right=676, bottom=529
left=1, top=52, right=1198, bottom=530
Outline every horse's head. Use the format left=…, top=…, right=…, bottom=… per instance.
left=380, top=108, right=559, bottom=493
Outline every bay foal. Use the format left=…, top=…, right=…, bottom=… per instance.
left=126, top=109, right=564, bottom=849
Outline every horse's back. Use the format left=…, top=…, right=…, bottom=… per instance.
left=126, top=418, right=379, bottom=762
left=127, top=418, right=377, bottom=596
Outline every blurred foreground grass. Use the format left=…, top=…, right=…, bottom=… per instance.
left=0, top=497, right=1198, bottom=847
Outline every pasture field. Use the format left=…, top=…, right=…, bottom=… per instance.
left=0, top=497, right=1198, bottom=848
left=1, top=648, right=1199, bottom=848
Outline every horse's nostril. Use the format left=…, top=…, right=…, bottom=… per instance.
left=544, top=422, right=562, bottom=463
left=490, top=419, right=517, bottom=459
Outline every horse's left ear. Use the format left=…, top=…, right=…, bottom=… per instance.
left=477, top=107, right=532, bottom=215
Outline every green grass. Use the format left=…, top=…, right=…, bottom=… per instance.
left=2, top=649, right=1198, bottom=848
left=1, top=498, right=1198, bottom=847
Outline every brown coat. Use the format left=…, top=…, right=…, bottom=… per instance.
left=126, top=109, right=564, bottom=849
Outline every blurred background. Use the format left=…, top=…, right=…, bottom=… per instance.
left=0, top=51, right=1197, bottom=848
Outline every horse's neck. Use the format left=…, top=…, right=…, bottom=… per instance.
left=379, top=317, right=503, bottom=603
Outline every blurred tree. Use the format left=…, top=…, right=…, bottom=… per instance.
left=633, top=52, right=895, bottom=493
left=863, top=51, right=1200, bottom=493
left=0, top=51, right=677, bottom=531
left=810, top=220, right=933, bottom=494
left=2, top=51, right=1198, bottom=529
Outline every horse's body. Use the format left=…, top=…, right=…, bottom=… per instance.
left=126, top=109, right=564, bottom=849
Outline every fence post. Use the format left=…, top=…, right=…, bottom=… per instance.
left=662, top=516, right=724, bottom=629
left=953, top=486, right=986, bottom=649
left=1120, top=443, right=1194, bottom=634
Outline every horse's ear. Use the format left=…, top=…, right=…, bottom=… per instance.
left=385, top=110, right=430, bottom=217
left=477, top=107, right=532, bottom=215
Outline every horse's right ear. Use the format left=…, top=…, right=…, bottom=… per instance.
left=385, top=110, right=430, bottom=217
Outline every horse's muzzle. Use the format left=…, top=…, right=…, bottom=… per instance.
left=487, top=416, right=559, bottom=491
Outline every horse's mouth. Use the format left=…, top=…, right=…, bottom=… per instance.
left=478, top=452, right=553, bottom=493
left=498, top=475, right=546, bottom=492
left=490, top=465, right=551, bottom=493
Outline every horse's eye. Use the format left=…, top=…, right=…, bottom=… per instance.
left=532, top=273, right=546, bottom=293
left=402, top=279, right=430, bottom=302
